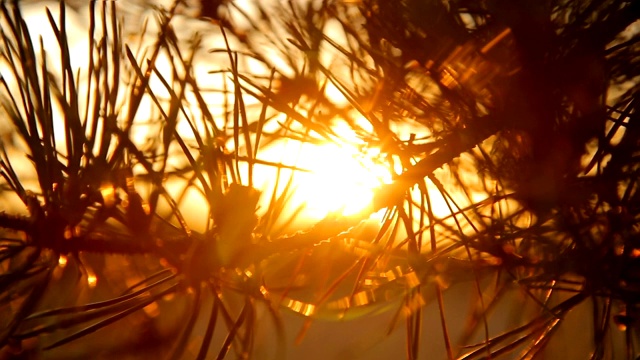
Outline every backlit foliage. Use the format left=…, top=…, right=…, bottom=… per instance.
left=1, top=0, right=639, bottom=358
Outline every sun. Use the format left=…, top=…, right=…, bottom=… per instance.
left=254, top=137, right=394, bottom=222
left=291, top=142, right=392, bottom=218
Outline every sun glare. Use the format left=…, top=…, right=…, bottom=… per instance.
left=256, top=139, right=393, bottom=221
left=293, top=143, right=391, bottom=218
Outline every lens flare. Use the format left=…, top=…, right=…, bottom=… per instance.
left=87, top=273, right=98, bottom=288
left=58, top=255, right=68, bottom=267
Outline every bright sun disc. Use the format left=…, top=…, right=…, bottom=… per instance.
left=293, top=143, right=391, bottom=218
left=256, top=139, right=392, bottom=221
